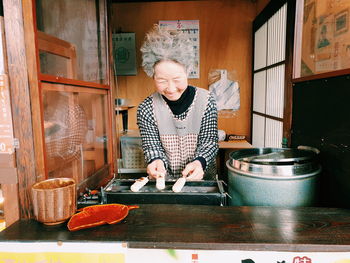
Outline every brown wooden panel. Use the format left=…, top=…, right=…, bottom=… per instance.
left=39, top=74, right=110, bottom=89
left=256, top=0, right=271, bottom=15
left=37, top=31, right=75, bottom=50
left=293, top=68, right=350, bottom=83
left=283, top=0, right=296, bottom=145
left=22, top=0, right=46, bottom=184
left=111, top=0, right=257, bottom=139
left=41, top=82, right=107, bottom=94
left=106, top=0, right=117, bottom=173
left=3, top=0, right=38, bottom=219
left=3, top=205, right=350, bottom=252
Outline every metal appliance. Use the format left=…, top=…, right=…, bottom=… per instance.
left=100, top=177, right=227, bottom=206
left=227, top=147, right=321, bottom=207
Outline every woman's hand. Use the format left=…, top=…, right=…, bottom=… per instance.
left=147, top=159, right=166, bottom=179
left=182, top=160, right=204, bottom=181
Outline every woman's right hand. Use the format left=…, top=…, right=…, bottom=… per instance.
left=147, top=159, right=166, bottom=179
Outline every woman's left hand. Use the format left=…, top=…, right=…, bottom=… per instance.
left=182, top=160, right=204, bottom=181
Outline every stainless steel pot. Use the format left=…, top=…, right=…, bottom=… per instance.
left=227, top=147, right=321, bottom=207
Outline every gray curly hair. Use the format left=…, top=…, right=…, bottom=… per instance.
left=140, top=24, right=195, bottom=77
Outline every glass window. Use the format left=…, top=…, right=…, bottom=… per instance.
left=36, top=0, right=108, bottom=84
left=39, top=51, right=70, bottom=78
left=42, top=83, right=109, bottom=183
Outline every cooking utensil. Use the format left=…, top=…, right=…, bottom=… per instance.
left=101, top=178, right=226, bottom=206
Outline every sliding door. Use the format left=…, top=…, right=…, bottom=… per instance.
left=251, top=0, right=295, bottom=148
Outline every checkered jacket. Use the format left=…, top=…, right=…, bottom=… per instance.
left=137, top=87, right=218, bottom=171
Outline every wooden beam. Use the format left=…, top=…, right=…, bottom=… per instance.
left=22, top=0, right=46, bottom=184
left=282, top=0, right=296, bottom=146
left=107, top=0, right=117, bottom=174
left=0, top=13, right=20, bottom=226
left=3, top=0, right=38, bottom=219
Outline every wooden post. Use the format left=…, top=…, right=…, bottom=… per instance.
left=107, top=0, right=117, bottom=172
left=3, top=0, right=39, bottom=219
left=0, top=12, right=20, bottom=226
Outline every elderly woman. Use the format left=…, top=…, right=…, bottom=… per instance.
left=137, top=25, right=218, bottom=181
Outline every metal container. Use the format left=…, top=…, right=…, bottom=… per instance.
left=227, top=147, right=321, bottom=207
left=101, top=178, right=226, bottom=206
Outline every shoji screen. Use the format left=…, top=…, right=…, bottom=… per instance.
left=252, top=3, right=287, bottom=148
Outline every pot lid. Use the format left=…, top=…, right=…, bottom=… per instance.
left=230, top=148, right=318, bottom=164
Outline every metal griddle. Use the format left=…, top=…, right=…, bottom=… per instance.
left=101, top=177, right=227, bottom=206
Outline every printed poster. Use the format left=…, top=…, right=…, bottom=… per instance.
left=113, top=33, right=137, bottom=76
left=301, top=0, right=350, bottom=76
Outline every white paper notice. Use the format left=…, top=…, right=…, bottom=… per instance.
left=113, top=33, right=137, bottom=76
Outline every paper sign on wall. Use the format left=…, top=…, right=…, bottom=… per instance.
left=112, top=33, right=137, bottom=76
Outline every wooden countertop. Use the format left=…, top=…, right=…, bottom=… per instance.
left=1, top=204, right=350, bottom=252
left=219, top=140, right=253, bottom=149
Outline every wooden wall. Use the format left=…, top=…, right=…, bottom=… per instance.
left=111, top=0, right=259, bottom=139
left=256, top=0, right=271, bottom=15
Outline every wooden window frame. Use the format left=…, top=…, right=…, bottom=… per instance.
left=2, top=0, right=117, bottom=220
left=32, top=0, right=116, bottom=187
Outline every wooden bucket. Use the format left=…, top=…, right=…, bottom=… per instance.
left=31, top=178, right=76, bottom=225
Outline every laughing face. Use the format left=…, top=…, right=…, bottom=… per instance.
left=153, top=60, right=188, bottom=101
